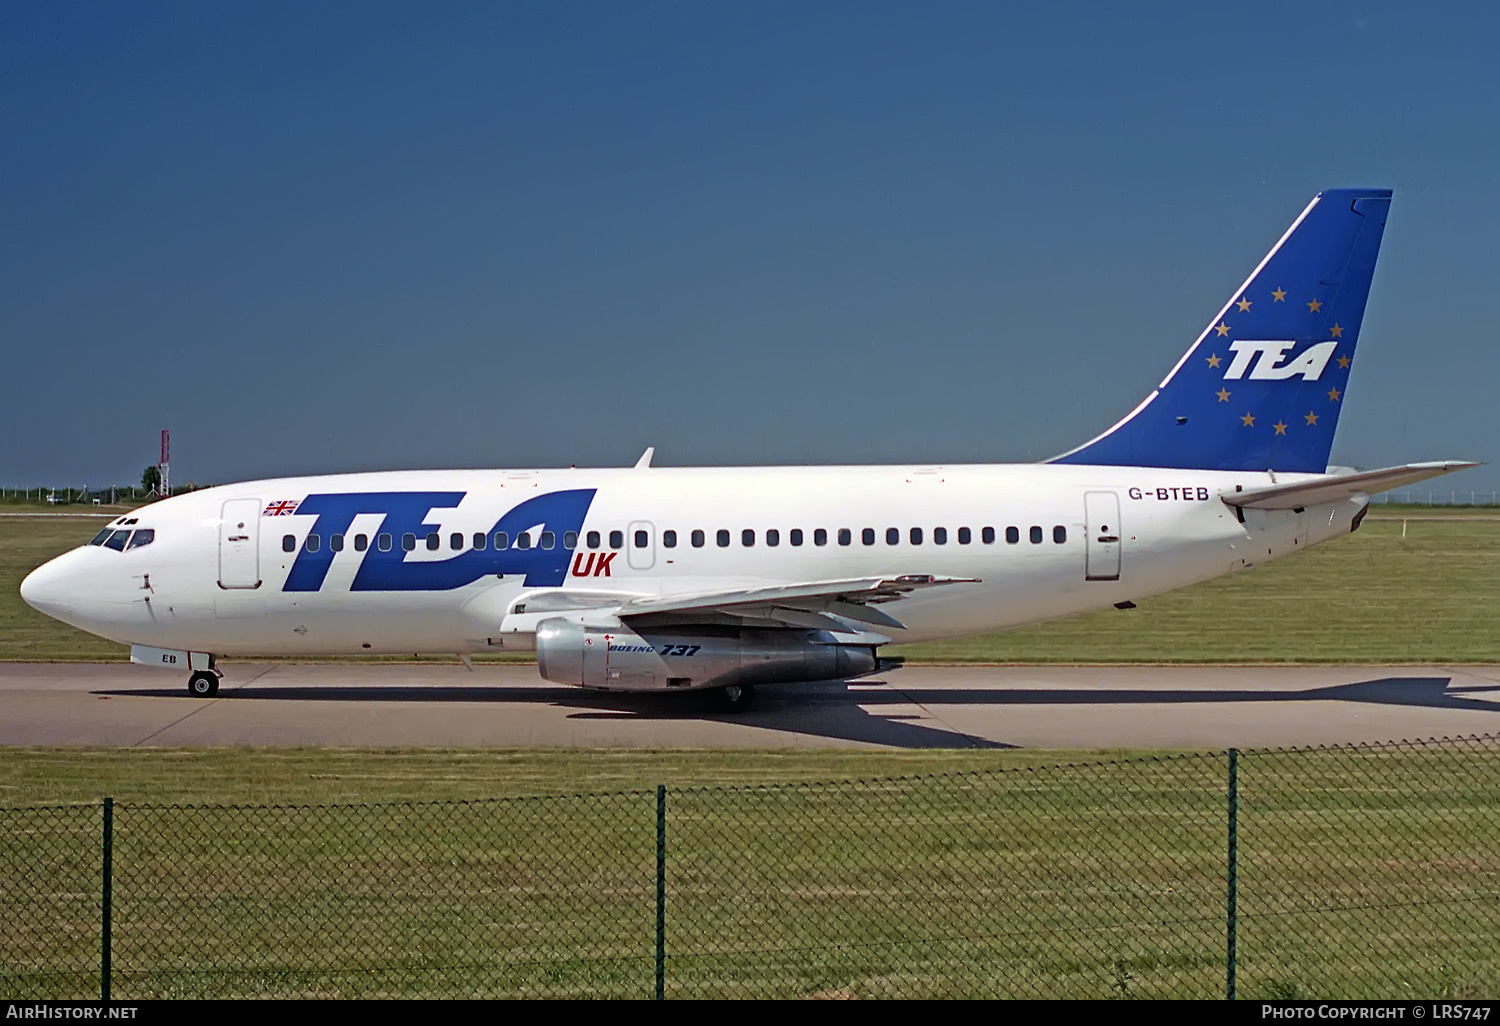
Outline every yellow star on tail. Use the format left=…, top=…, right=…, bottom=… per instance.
left=1337, top=354, right=1351, bottom=369
left=1206, top=353, right=1222, bottom=368
left=1236, top=297, right=1252, bottom=312
left=1307, top=298, right=1322, bottom=313
left=1305, top=410, right=1319, bottom=426
left=1216, top=388, right=1231, bottom=402
left=1330, top=323, right=1343, bottom=337
left=1327, top=386, right=1341, bottom=402
left=1272, top=288, right=1286, bottom=302
left=1215, top=322, right=1231, bottom=337
left=1241, top=412, right=1256, bottom=427
left=1273, top=421, right=1288, bottom=436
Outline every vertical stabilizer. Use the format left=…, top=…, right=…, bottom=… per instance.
left=1051, top=189, right=1391, bottom=472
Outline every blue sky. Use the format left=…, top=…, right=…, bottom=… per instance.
left=4, top=2, right=1497, bottom=494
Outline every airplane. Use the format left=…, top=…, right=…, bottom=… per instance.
left=20, top=188, right=1476, bottom=709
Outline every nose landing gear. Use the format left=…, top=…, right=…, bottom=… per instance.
left=187, top=668, right=222, bottom=698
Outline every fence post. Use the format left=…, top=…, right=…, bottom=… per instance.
left=1226, top=750, right=1239, bottom=1001
left=101, top=797, right=113, bottom=1003
left=655, top=784, right=667, bottom=1000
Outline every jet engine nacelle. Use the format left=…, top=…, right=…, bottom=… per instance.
left=535, top=618, right=879, bottom=692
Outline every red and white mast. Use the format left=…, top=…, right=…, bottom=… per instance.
left=159, top=429, right=171, bottom=498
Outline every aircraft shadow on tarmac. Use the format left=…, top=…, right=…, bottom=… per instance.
left=96, top=679, right=1010, bottom=749
left=94, top=674, right=1500, bottom=750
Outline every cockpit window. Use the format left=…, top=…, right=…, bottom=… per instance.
left=103, top=530, right=130, bottom=551
left=125, top=529, right=155, bottom=550
left=90, top=529, right=113, bottom=546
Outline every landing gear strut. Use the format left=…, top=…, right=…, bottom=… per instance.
left=187, top=669, right=221, bottom=698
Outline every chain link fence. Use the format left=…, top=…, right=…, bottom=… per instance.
left=4, top=735, right=1498, bottom=999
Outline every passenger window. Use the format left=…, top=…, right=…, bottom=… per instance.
left=862, top=528, right=875, bottom=546
left=472, top=533, right=487, bottom=551
left=306, top=534, right=321, bottom=553
left=450, top=533, right=463, bottom=551
left=1006, top=526, right=1020, bottom=544
left=837, top=529, right=850, bottom=546
left=609, top=530, right=623, bottom=549
left=691, top=530, right=705, bottom=548
left=886, top=528, right=899, bottom=545
left=563, top=531, right=577, bottom=550
left=934, top=527, right=947, bottom=545
left=331, top=534, right=344, bottom=552
left=426, top=533, right=440, bottom=551
left=663, top=530, right=677, bottom=548
left=493, top=532, right=509, bottom=550
left=791, top=529, right=804, bottom=546
left=90, top=529, right=112, bottom=546
left=716, top=529, right=730, bottom=547
left=516, top=532, right=531, bottom=550
left=958, top=527, right=971, bottom=545
left=910, top=527, right=923, bottom=545
left=378, top=534, right=392, bottom=552
left=1054, top=525, right=1067, bottom=544
left=815, top=529, right=828, bottom=546
left=587, top=531, right=600, bottom=549
left=742, top=529, right=755, bottom=547
left=355, top=534, right=368, bottom=551
left=403, top=534, right=417, bottom=552
left=105, top=530, right=130, bottom=551
left=766, top=529, right=779, bottom=547
left=982, top=527, right=995, bottom=544
left=283, top=534, right=296, bottom=553
left=125, top=529, right=154, bottom=550
left=635, top=530, right=648, bottom=548
left=1030, top=526, right=1043, bottom=544
left=540, top=531, right=555, bottom=550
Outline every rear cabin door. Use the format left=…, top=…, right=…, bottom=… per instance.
left=219, top=498, right=263, bottom=589
left=1084, top=491, right=1122, bottom=581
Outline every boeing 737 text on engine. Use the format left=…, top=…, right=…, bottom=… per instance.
left=20, top=189, right=1475, bottom=708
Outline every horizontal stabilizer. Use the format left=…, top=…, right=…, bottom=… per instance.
left=1226, top=461, right=1479, bottom=510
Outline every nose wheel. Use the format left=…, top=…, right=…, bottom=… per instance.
left=187, top=670, right=221, bottom=698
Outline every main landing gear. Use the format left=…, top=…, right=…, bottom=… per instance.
left=187, top=668, right=222, bottom=698
left=715, top=683, right=756, bottom=711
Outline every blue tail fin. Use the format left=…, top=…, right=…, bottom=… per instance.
left=1051, top=188, right=1392, bottom=472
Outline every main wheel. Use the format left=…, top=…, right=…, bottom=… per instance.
left=187, top=671, right=219, bottom=698
left=716, top=683, right=756, bottom=711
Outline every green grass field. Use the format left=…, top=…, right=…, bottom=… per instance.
left=5, top=511, right=1499, bottom=663
left=4, top=742, right=1497, bottom=999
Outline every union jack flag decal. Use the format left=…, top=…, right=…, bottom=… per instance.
left=263, top=499, right=299, bottom=516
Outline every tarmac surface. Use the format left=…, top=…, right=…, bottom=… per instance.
left=4, top=661, right=1500, bottom=749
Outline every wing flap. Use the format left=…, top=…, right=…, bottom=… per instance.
left=1227, top=461, right=1479, bottom=510
left=615, top=574, right=980, bottom=626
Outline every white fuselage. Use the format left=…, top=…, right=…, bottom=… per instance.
left=21, top=463, right=1365, bottom=662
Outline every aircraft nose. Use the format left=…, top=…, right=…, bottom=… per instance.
left=20, top=556, right=75, bottom=621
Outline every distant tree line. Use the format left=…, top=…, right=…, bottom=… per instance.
left=1, top=469, right=208, bottom=506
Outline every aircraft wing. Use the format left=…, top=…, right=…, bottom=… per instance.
left=615, top=574, right=980, bottom=632
left=1226, top=461, right=1479, bottom=510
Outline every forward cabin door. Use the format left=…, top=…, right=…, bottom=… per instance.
left=1084, top=491, right=1122, bottom=581
left=219, top=498, right=263, bottom=589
